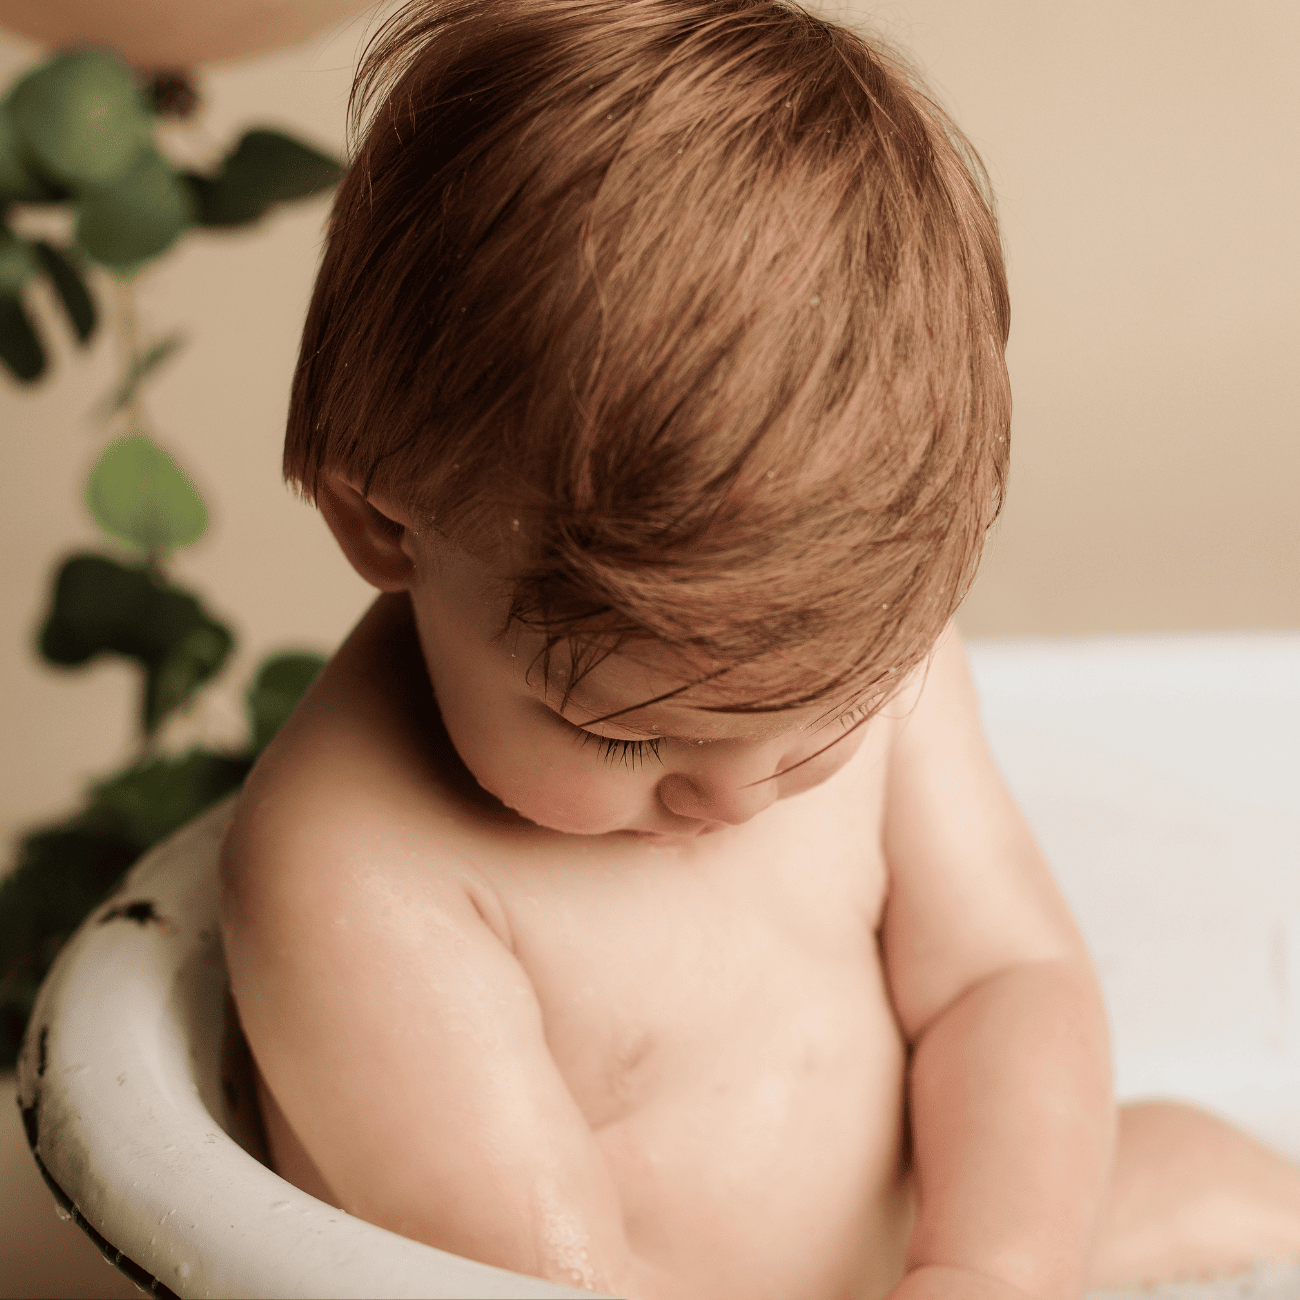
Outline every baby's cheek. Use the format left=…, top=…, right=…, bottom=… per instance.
left=777, top=726, right=871, bottom=800
left=508, top=767, right=636, bottom=835
left=478, top=748, right=631, bottom=834
left=442, top=708, right=640, bottom=834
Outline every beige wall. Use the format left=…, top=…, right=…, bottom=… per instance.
left=2, top=0, right=1297, bottom=855
left=868, top=0, right=1300, bottom=637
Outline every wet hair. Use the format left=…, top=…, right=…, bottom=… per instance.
left=284, top=0, right=1011, bottom=717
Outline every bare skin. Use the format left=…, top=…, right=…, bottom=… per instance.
left=219, top=476, right=1300, bottom=1300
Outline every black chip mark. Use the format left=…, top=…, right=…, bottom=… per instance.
left=20, top=1095, right=38, bottom=1150
left=37, top=1025, right=47, bottom=1078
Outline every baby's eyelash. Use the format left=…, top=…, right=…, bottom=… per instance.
left=579, top=730, right=664, bottom=769
left=839, top=701, right=870, bottom=729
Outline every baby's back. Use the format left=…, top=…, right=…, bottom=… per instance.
left=221, top=599, right=915, bottom=1300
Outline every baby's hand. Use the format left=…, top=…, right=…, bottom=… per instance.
left=888, top=1264, right=1050, bottom=1300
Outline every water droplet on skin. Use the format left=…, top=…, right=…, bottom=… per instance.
left=511, top=518, right=520, bottom=530
left=810, top=296, right=820, bottom=305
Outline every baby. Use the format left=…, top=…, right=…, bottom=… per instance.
left=218, top=1, right=1300, bottom=1297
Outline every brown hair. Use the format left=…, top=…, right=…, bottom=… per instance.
left=284, top=0, right=1011, bottom=716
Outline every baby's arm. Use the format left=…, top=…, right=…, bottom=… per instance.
left=219, top=790, right=642, bottom=1296
left=879, top=627, right=1115, bottom=1300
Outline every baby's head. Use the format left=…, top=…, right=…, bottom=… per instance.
left=284, top=0, right=1010, bottom=839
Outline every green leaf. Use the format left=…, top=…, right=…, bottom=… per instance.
left=38, top=553, right=158, bottom=665
left=1, top=974, right=40, bottom=1071
left=184, top=128, right=343, bottom=228
left=38, top=552, right=234, bottom=733
left=32, top=240, right=96, bottom=342
left=75, top=146, right=194, bottom=272
left=141, top=619, right=232, bottom=735
left=0, top=815, right=142, bottom=1068
left=7, top=48, right=152, bottom=189
left=86, top=432, right=207, bottom=555
left=38, top=553, right=217, bottom=666
left=1, top=747, right=252, bottom=1065
left=146, top=621, right=233, bottom=733
left=0, top=99, right=63, bottom=201
left=0, top=292, right=44, bottom=382
left=0, top=101, right=35, bottom=197
left=88, top=748, right=251, bottom=848
left=2, top=820, right=141, bottom=959
left=246, top=652, right=326, bottom=753
left=0, top=225, right=37, bottom=293
left=97, top=331, right=183, bottom=416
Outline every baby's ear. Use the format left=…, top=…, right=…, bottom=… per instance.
left=316, top=471, right=416, bottom=592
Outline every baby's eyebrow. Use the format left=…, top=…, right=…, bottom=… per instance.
left=549, top=687, right=733, bottom=744
left=568, top=707, right=719, bottom=745
left=558, top=677, right=719, bottom=742
left=563, top=698, right=819, bottom=746
left=550, top=674, right=866, bottom=745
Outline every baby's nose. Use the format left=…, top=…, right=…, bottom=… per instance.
left=655, top=765, right=779, bottom=826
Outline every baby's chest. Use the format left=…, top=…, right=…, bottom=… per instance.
left=489, top=787, right=893, bottom=1129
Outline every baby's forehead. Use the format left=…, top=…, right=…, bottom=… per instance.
left=466, top=542, right=895, bottom=733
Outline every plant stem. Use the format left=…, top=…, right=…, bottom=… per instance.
left=108, top=274, right=167, bottom=759
left=112, top=274, right=144, bottom=435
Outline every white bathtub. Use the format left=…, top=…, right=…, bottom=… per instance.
left=966, top=633, right=1300, bottom=1165
left=15, top=633, right=1300, bottom=1299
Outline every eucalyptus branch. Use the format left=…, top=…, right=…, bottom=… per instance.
left=0, top=44, right=340, bottom=1069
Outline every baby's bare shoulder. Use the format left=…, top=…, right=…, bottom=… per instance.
left=218, top=748, right=479, bottom=960
left=218, top=596, right=512, bottom=956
